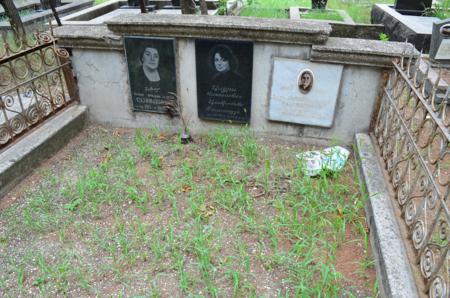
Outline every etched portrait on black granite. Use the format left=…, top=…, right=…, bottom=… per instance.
left=124, top=37, right=177, bottom=113
left=196, top=39, right=253, bottom=123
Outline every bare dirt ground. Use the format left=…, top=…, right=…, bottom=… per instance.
left=0, top=124, right=376, bottom=297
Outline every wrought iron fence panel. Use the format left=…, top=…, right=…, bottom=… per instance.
left=0, top=30, right=77, bottom=148
left=374, top=51, right=450, bottom=298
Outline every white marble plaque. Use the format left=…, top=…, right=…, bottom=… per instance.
left=435, top=39, right=450, bottom=60
left=268, top=58, right=343, bottom=128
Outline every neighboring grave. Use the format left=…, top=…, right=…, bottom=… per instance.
left=268, top=58, right=343, bottom=128
left=371, top=4, right=439, bottom=52
left=394, top=0, right=432, bottom=15
left=124, top=37, right=177, bottom=113
left=121, top=0, right=156, bottom=11
left=196, top=39, right=253, bottom=124
left=430, top=19, right=450, bottom=67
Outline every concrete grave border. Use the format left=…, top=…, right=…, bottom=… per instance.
left=0, top=105, right=87, bottom=198
left=355, top=133, right=419, bottom=298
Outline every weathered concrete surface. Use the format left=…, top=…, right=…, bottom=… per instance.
left=52, top=15, right=416, bottom=144
left=329, top=23, right=385, bottom=40
left=371, top=4, right=439, bottom=52
left=54, top=25, right=122, bottom=50
left=311, top=37, right=418, bottom=67
left=355, top=133, right=419, bottom=298
left=0, top=105, right=87, bottom=199
left=105, top=14, right=331, bottom=45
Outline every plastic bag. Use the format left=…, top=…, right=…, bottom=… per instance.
left=296, top=146, right=350, bottom=177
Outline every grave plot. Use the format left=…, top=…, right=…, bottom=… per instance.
left=0, top=125, right=376, bottom=297
left=238, top=0, right=395, bottom=23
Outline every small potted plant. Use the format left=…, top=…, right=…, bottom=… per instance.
left=312, top=0, right=327, bottom=9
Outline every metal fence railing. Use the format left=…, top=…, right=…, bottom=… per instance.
left=0, top=30, right=78, bottom=148
left=374, top=49, right=449, bottom=298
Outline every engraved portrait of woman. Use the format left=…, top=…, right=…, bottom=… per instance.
left=195, top=39, right=253, bottom=123
left=141, top=47, right=160, bottom=83
left=210, top=44, right=242, bottom=85
left=124, top=37, right=177, bottom=113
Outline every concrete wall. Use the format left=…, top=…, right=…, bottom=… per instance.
left=56, top=15, right=415, bottom=145
left=72, top=40, right=381, bottom=144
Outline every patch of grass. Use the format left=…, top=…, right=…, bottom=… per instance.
left=424, top=0, right=450, bottom=19
left=240, top=0, right=395, bottom=23
left=0, top=125, right=374, bottom=296
left=301, top=9, right=343, bottom=21
left=240, top=7, right=288, bottom=18
left=94, top=0, right=110, bottom=5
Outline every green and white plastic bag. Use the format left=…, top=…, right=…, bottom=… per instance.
left=296, top=146, right=350, bottom=177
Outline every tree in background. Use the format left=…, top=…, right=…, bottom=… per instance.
left=181, top=0, right=209, bottom=15
left=181, top=0, right=196, bottom=14
left=0, top=0, right=25, bottom=37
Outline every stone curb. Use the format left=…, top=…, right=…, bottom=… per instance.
left=311, top=37, right=419, bottom=68
left=354, top=133, right=419, bottom=298
left=0, top=105, right=87, bottom=199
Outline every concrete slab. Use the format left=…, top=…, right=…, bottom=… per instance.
left=89, top=8, right=141, bottom=24
left=0, top=105, right=87, bottom=199
left=155, top=9, right=181, bottom=14
left=355, top=133, right=419, bottom=298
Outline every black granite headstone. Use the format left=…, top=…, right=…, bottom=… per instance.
left=124, top=37, right=177, bottom=113
left=196, top=39, right=253, bottom=123
left=394, top=0, right=432, bottom=13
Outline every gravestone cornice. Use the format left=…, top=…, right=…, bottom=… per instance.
left=54, top=25, right=123, bottom=50
left=311, top=37, right=419, bottom=67
left=105, top=14, right=331, bottom=45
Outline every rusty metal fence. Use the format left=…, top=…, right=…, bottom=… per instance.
left=0, top=30, right=78, bottom=148
left=374, top=51, right=450, bottom=297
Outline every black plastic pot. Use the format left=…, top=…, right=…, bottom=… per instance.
left=181, top=132, right=192, bottom=144
left=312, top=0, right=327, bottom=9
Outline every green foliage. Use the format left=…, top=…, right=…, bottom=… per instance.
left=134, top=129, right=162, bottom=168
left=239, top=130, right=259, bottom=165
left=206, top=127, right=234, bottom=152
left=217, top=0, right=228, bottom=15
left=379, top=32, right=390, bottom=41
left=424, top=0, right=450, bottom=19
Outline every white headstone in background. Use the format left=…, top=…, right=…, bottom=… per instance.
left=268, top=58, right=343, bottom=128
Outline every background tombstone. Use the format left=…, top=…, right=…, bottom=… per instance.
left=124, top=37, right=177, bottom=114
left=430, top=19, right=450, bottom=66
left=394, top=0, right=432, bottom=14
left=195, top=39, right=253, bottom=124
left=268, top=58, right=343, bottom=128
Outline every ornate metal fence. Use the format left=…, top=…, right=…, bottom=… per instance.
left=374, top=51, right=450, bottom=297
left=0, top=30, right=78, bottom=148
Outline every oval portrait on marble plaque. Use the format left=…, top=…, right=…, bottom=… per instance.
left=298, top=69, right=314, bottom=94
